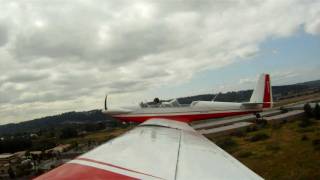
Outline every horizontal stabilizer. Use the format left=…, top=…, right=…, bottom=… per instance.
left=241, top=103, right=263, bottom=109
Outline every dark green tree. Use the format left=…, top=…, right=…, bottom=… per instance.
left=8, top=166, right=15, bottom=179
left=304, top=103, right=313, bottom=118
left=300, top=104, right=313, bottom=127
left=60, top=127, right=78, bottom=139
left=313, top=103, right=320, bottom=120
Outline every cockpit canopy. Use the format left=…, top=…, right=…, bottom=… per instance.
left=140, top=98, right=182, bottom=108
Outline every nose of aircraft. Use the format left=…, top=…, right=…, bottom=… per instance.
left=103, top=95, right=133, bottom=115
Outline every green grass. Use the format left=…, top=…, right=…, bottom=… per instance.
left=206, top=118, right=320, bottom=180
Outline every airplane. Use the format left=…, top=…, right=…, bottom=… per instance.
left=104, top=73, right=272, bottom=123
left=35, top=74, right=271, bottom=180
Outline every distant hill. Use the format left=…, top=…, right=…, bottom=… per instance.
left=177, top=79, right=320, bottom=104
left=0, top=110, right=116, bottom=136
left=0, top=79, right=319, bottom=136
left=298, top=79, right=320, bottom=87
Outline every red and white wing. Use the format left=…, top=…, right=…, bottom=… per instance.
left=35, top=119, right=263, bottom=180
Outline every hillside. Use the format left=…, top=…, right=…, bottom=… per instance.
left=0, top=110, right=117, bottom=136
left=177, top=79, right=320, bottom=104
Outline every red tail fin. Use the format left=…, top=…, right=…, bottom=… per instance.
left=263, top=74, right=272, bottom=108
left=250, top=74, right=273, bottom=109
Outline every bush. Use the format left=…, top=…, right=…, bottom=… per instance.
left=272, top=123, right=283, bottom=130
left=265, top=143, right=280, bottom=151
left=312, top=139, right=320, bottom=150
left=215, top=137, right=238, bottom=151
left=256, top=119, right=268, bottom=128
left=31, top=139, right=56, bottom=151
left=246, top=126, right=257, bottom=132
left=297, top=127, right=316, bottom=133
left=0, top=137, right=32, bottom=153
left=280, top=107, right=289, bottom=113
left=249, top=133, right=270, bottom=142
left=237, top=151, right=253, bottom=158
left=301, top=135, right=309, bottom=141
left=304, top=103, right=313, bottom=118
left=313, top=103, right=320, bottom=120
left=60, top=127, right=78, bottom=139
left=231, top=131, right=246, bottom=137
left=298, top=118, right=312, bottom=128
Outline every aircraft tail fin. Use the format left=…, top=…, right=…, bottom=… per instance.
left=250, top=74, right=273, bottom=108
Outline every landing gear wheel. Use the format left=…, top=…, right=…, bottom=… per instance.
left=255, top=113, right=267, bottom=127
left=254, top=113, right=262, bottom=123
left=255, top=113, right=261, bottom=120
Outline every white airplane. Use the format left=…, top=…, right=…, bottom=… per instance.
left=35, top=74, right=271, bottom=180
left=104, top=73, right=272, bottom=123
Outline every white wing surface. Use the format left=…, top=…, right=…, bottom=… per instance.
left=35, top=119, right=263, bottom=180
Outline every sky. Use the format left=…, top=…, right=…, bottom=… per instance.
left=0, top=0, right=319, bottom=125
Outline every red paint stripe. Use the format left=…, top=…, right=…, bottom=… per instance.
left=263, top=74, right=271, bottom=108
left=113, top=111, right=258, bottom=123
left=77, top=157, right=164, bottom=179
left=34, top=163, right=138, bottom=180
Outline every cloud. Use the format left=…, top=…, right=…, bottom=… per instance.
left=0, top=24, right=9, bottom=47
left=239, top=77, right=257, bottom=85
left=0, top=0, right=319, bottom=124
left=235, top=67, right=320, bottom=93
left=6, top=71, right=49, bottom=83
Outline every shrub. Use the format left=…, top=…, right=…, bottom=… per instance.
left=249, top=133, right=270, bottom=142
left=298, top=118, right=312, bottom=128
left=60, top=127, right=78, bottom=139
left=312, top=139, right=320, bottom=145
left=231, top=131, right=246, bottom=137
left=301, top=135, right=309, bottom=141
left=265, top=143, right=280, bottom=151
left=280, top=107, right=289, bottom=113
left=237, top=151, right=253, bottom=158
left=215, top=137, right=238, bottom=151
left=246, top=126, right=257, bottom=132
left=304, top=103, right=313, bottom=118
left=272, top=123, right=282, bottom=130
left=313, top=103, right=320, bottom=120
left=256, top=119, right=268, bottom=128
left=312, top=139, right=320, bottom=150
left=297, top=127, right=315, bottom=133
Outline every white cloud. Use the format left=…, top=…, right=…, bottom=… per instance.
left=239, top=77, right=257, bottom=85
left=0, top=0, right=319, bottom=124
left=234, top=67, right=320, bottom=93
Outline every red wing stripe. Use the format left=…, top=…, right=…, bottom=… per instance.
left=34, top=163, right=138, bottom=180
left=77, top=157, right=164, bottom=179
left=113, top=111, right=259, bottom=123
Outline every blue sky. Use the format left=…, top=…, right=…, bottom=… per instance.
left=153, top=31, right=320, bottom=99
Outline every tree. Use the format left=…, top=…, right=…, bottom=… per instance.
left=8, top=166, right=15, bottom=179
left=97, top=122, right=106, bottom=130
left=25, top=150, right=30, bottom=158
left=60, top=127, right=78, bottom=139
left=0, top=137, right=32, bottom=153
left=31, top=139, right=56, bottom=151
left=313, top=103, right=320, bottom=120
left=299, top=104, right=312, bottom=127
left=304, top=103, right=313, bottom=118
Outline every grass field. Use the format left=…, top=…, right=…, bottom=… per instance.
left=206, top=118, right=320, bottom=180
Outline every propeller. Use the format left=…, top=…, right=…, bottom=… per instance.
left=104, top=95, right=108, bottom=110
